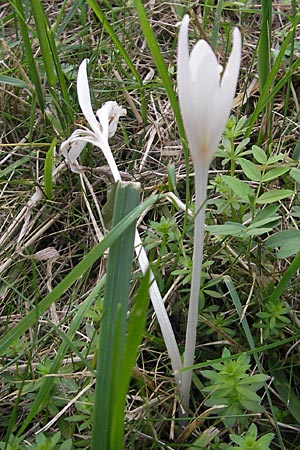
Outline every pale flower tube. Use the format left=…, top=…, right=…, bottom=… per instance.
left=177, top=15, right=241, bottom=413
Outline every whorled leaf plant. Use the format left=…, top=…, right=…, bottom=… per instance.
left=177, top=15, right=241, bottom=414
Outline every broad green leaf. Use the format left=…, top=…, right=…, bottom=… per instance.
left=262, top=166, right=290, bottom=182
left=110, top=270, right=150, bottom=449
left=239, top=158, right=261, bottom=181
left=256, top=189, right=293, bottom=204
left=222, top=175, right=254, bottom=201
left=246, top=227, right=276, bottom=236
left=251, top=205, right=279, bottom=224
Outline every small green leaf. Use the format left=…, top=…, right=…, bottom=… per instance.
left=262, top=166, right=290, bottom=182
left=290, top=167, right=300, bottom=184
left=266, top=229, right=300, bottom=258
left=256, top=189, right=293, bottom=204
left=239, top=158, right=261, bottom=181
left=206, top=222, right=246, bottom=237
left=222, top=175, right=254, bottom=201
left=252, top=145, right=267, bottom=164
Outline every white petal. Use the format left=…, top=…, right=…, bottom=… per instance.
left=213, top=27, right=241, bottom=147
left=177, top=15, right=199, bottom=158
left=107, top=101, right=127, bottom=138
left=95, top=101, right=126, bottom=141
left=60, top=131, right=86, bottom=162
left=190, top=40, right=221, bottom=159
left=68, top=139, right=87, bottom=163
left=77, top=59, right=102, bottom=137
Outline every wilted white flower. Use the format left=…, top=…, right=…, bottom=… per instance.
left=60, top=59, right=126, bottom=178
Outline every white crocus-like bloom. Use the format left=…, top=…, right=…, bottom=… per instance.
left=177, top=15, right=241, bottom=415
left=177, top=15, right=241, bottom=166
left=60, top=59, right=126, bottom=178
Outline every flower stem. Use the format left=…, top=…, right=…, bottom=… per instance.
left=181, top=162, right=209, bottom=414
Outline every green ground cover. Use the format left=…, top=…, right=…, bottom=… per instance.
left=1, top=1, right=300, bottom=448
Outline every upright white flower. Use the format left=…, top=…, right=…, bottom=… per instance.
left=60, top=59, right=126, bottom=178
left=177, top=15, right=241, bottom=415
left=177, top=15, right=241, bottom=166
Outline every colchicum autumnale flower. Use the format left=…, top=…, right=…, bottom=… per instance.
left=177, top=15, right=241, bottom=414
left=60, top=59, right=126, bottom=178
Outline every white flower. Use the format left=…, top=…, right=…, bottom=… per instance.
left=177, top=15, right=241, bottom=165
left=60, top=59, right=126, bottom=178
left=177, top=16, right=241, bottom=415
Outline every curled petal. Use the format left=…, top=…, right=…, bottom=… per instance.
left=60, top=131, right=87, bottom=162
left=96, top=101, right=127, bottom=140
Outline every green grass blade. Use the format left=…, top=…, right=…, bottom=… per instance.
left=17, top=276, right=106, bottom=435
left=111, top=269, right=150, bottom=450
left=133, top=0, right=187, bottom=156
left=30, top=0, right=56, bottom=87
left=92, top=181, right=140, bottom=450
left=43, top=138, right=56, bottom=199
left=0, top=192, right=161, bottom=356
left=86, top=0, right=147, bottom=122
left=29, top=0, right=73, bottom=128
left=246, top=15, right=300, bottom=137
left=133, top=0, right=191, bottom=226
left=210, top=0, right=223, bottom=51
left=12, top=0, right=45, bottom=111
left=268, top=253, right=300, bottom=303
left=258, top=0, right=272, bottom=92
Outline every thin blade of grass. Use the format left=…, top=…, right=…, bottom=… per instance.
left=17, top=275, right=106, bottom=435
left=133, top=0, right=187, bottom=159
left=86, top=0, right=147, bottom=122
left=210, top=0, right=223, bottom=51
left=91, top=181, right=140, bottom=450
left=268, top=252, right=300, bottom=304
left=29, top=0, right=56, bottom=86
left=30, top=0, right=73, bottom=128
left=43, top=138, right=56, bottom=200
left=12, top=0, right=45, bottom=111
left=246, top=15, right=300, bottom=137
left=258, top=0, right=272, bottom=93
left=133, top=0, right=191, bottom=237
